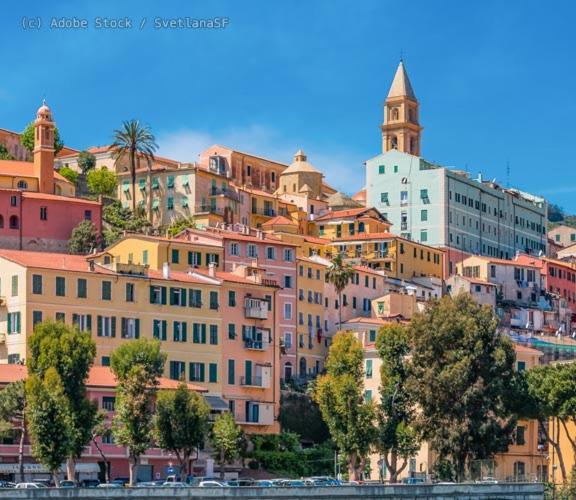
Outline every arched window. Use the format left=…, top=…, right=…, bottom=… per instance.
left=9, top=216, right=19, bottom=229
left=390, top=135, right=398, bottom=149
left=284, top=362, right=293, bottom=381
left=17, top=180, right=28, bottom=190
left=0, top=215, right=3, bottom=228
left=299, top=357, right=307, bottom=376
left=391, top=108, right=399, bottom=121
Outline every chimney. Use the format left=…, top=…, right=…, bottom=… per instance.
left=208, top=262, right=216, bottom=277
left=162, top=262, right=170, bottom=279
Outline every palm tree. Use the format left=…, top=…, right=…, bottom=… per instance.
left=110, top=120, right=158, bottom=214
left=326, top=253, right=355, bottom=330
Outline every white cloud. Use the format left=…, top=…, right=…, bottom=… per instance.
left=156, top=125, right=366, bottom=196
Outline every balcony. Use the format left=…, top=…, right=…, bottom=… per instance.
left=245, top=298, right=269, bottom=319
left=251, top=207, right=276, bottom=217
left=209, top=186, right=240, bottom=202
left=244, top=339, right=267, bottom=350
left=240, top=376, right=266, bottom=388
left=194, top=204, right=225, bottom=216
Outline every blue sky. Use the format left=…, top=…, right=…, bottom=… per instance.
left=1, top=0, right=575, bottom=211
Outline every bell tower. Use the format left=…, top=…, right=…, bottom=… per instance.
left=381, top=61, right=422, bottom=156
left=33, top=100, right=55, bottom=194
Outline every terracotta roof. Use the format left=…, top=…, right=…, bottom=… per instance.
left=0, top=250, right=111, bottom=274
left=297, top=256, right=327, bottom=266
left=20, top=191, right=101, bottom=205
left=451, top=275, right=497, bottom=287
left=333, top=232, right=396, bottom=242
left=202, top=144, right=289, bottom=168
left=0, top=365, right=206, bottom=392
left=303, top=235, right=331, bottom=245
left=214, top=271, right=278, bottom=288
left=314, top=207, right=369, bottom=222
left=184, top=228, right=298, bottom=246
left=262, top=215, right=296, bottom=226
left=113, top=233, right=222, bottom=250
left=513, top=344, right=544, bottom=356
left=387, top=61, right=416, bottom=99
left=281, top=150, right=322, bottom=175
left=0, top=159, right=72, bottom=184
left=352, top=265, right=387, bottom=277
left=467, top=255, right=542, bottom=268
left=352, top=188, right=366, bottom=202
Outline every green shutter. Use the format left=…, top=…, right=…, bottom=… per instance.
left=135, top=319, right=140, bottom=339
left=196, top=252, right=202, bottom=266
left=121, top=318, right=127, bottom=338
left=86, top=315, right=92, bottom=332
left=161, top=287, right=167, bottom=305
left=72, top=313, right=79, bottom=325
left=181, top=322, right=187, bottom=342
left=111, top=317, right=116, bottom=338
left=7, top=314, right=11, bottom=334
left=209, top=363, right=217, bottom=383
left=170, top=288, right=176, bottom=305
left=193, top=324, right=200, bottom=343
left=228, top=360, right=235, bottom=385
left=245, top=360, right=252, bottom=385
left=162, top=320, right=167, bottom=341
left=153, top=320, right=159, bottom=339
left=97, top=316, right=102, bottom=337
left=201, top=324, right=206, bottom=344
left=149, top=286, right=155, bottom=304
left=181, top=288, right=187, bottom=307
left=199, top=363, right=205, bottom=382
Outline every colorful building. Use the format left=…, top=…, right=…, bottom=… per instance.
left=548, top=224, right=576, bottom=248
left=0, top=102, right=102, bottom=252
left=366, top=62, right=548, bottom=275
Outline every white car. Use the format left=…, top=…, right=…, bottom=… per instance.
left=15, top=483, right=45, bottom=489
left=199, top=480, right=226, bottom=487
left=162, top=482, right=188, bottom=488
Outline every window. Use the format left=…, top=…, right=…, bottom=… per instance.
left=420, top=230, right=428, bottom=242
left=420, top=189, right=429, bottom=200
left=516, top=426, right=526, bottom=445
left=150, top=285, right=166, bottom=305
left=364, top=390, right=372, bottom=402
left=97, top=316, right=116, bottom=337
left=73, top=313, right=92, bottom=332
left=40, top=206, right=47, bottom=221
left=101, top=356, right=110, bottom=367
left=142, top=250, right=149, bottom=265
left=9, top=216, right=19, bottom=229
left=283, top=249, right=294, bottom=262
left=8, top=312, right=22, bottom=334
left=209, top=291, right=219, bottom=310
left=77, top=278, right=87, bottom=298
left=153, top=319, right=167, bottom=341
left=101, top=281, right=112, bottom=300
left=230, top=242, right=240, bottom=256
left=247, top=244, right=258, bottom=258
left=283, top=332, right=292, bottom=348
left=32, top=274, right=42, bottom=295
left=369, top=330, right=376, bottom=343
left=17, top=180, right=27, bottom=190
left=400, top=191, right=408, bottom=205
left=319, top=225, right=325, bottom=236
left=171, top=321, right=186, bottom=342
left=189, top=362, right=205, bottom=382
left=517, top=361, right=526, bottom=372
left=284, top=303, right=292, bottom=320
left=32, top=310, right=43, bottom=326
left=228, top=323, right=236, bottom=339
left=283, top=275, right=293, bottom=289
left=123, top=283, right=135, bottom=302
left=169, top=361, right=185, bottom=381
left=266, top=247, right=276, bottom=260
left=189, top=289, right=202, bottom=308
left=228, top=360, right=235, bottom=385
left=366, top=359, right=373, bottom=379
left=7, top=354, right=20, bottom=365
left=210, top=325, right=218, bottom=345
left=84, top=210, right=92, bottom=221
left=55, top=276, right=65, bottom=297
left=102, top=397, right=115, bottom=412
left=378, top=165, right=385, bottom=174
left=167, top=175, right=175, bottom=189
left=55, top=312, right=65, bottom=322
left=421, top=209, right=428, bottom=222
left=10, top=196, right=17, bottom=207
left=167, top=197, right=174, bottom=210
left=393, top=165, right=398, bottom=173
left=171, top=249, right=180, bottom=263
left=209, top=363, right=218, bottom=383
left=228, top=290, right=236, bottom=307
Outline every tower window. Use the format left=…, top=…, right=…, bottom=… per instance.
left=17, top=180, right=28, bottom=190
left=9, top=216, right=19, bottom=229
left=40, top=207, right=47, bottom=221
left=391, top=135, right=398, bottom=149
left=391, top=108, right=399, bottom=121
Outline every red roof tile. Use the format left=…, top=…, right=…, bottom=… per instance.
left=262, top=215, right=296, bottom=226
left=333, top=232, right=396, bottom=242
left=314, top=207, right=369, bottom=221
left=0, top=159, right=72, bottom=184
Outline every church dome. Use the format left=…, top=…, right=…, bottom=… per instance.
left=282, top=149, right=322, bottom=175
left=36, top=100, right=52, bottom=120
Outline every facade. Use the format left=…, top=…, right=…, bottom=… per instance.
left=366, top=64, right=548, bottom=275
left=0, top=103, right=102, bottom=252
left=548, top=224, right=576, bottom=248
left=0, top=365, right=210, bottom=483
left=0, top=248, right=279, bottom=433
left=0, top=129, right=31, bottom=162
left=446, top=274, right=497, bottom=309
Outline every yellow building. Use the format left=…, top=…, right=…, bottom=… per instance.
left=295, top=256, right=327, bottom=380
left=314, top=207, right=391, bottom=240
left=100, top=234, right=223, bottom=272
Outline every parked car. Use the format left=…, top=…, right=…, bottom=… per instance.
left=111, top=477, right=129, bottom=486
left=33, top=479, right=51, bottom=487
left=162, top=481, right=188, bottom=488
left=402, top=477, right=426, bottom=485
left=255, top=480, right=274, bottom=487
left=60, top=480, right=76, bottom=488
left=0, top=481, right=15, bottom=489
left=15, top=483, right=45, bottom=489
left=199, top=480, right=226, bottom=487
left=189, top=476, right=218, bottom=486
left=281, top=480, right=306, bottom=487
left=226, top=479, right=254, bottom=487
left=477, top=477, right=498, bottom=484
left=80, top=479, right=100, bottom=488
left=97, top=482, right=123, bottom=488
left=135, top=481, right=159, bottom=488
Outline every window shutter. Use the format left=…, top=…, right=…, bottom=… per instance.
left=181, top=288, right=187, bottom=307
left=201, top=324, right=206, bottom=344
left=7, top=314, right=11, bottom=334
left=188, top=289, right=193, bottom=307
left=135, top=319, right=140, bottom=339
left=181, top=322, right=187, bottom=342
left=153, top=320, right=159, bottom=339
left=199, top=363, right=205, bottom=382
left=162, top=320, right=167, bottom=341
left=161, top=287, right=167, bottom=305
left=72, top=313, right=79, bottom=325
left=193, top=323, right=199, bottom=343
left=209, top=363, right=217, bottom=383
left=187, top=251, right=193, bottom=266
left=245, top=360, right=252, bottom=385
left=121, top=318, right=127, bottom=338
left=87, top=315, right=92, bottom=332
left=97, top=316, right=102, bottom=337
left=196, top=252, right=202, bottom=266
left=15, top=313, right=20, bottom=333
left=149, top=286, right=155, bottom=304
left=169, top=288, right=176, bottom=306
left=111, top=317, right=116, bottom=337
left=228, top=360, right=235, bottom=385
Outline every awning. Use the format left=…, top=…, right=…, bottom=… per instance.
left=204, top=395, right=228, bottom=411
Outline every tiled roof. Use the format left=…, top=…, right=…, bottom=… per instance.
left=314, top=207, right=369, bottom=222
left=513, top=344, right=544, bottom=356
left=0, top=365, right=206, bottom=392
left=352, top=265, right=387, bottom=277
left=451, top=275, right=497, bottom=286
left=262, top=215, right=296, bottom=226
left=0, top=159, right=72, bottom=184
left=0, top=250, right=110, bottom=274
left=20, top=191, right=101, bottom=205
left=202, top=144, right=289, bottom=168
left=303, top=235, right=331, bottom=245
left=333, top=232, right=396, bottom=242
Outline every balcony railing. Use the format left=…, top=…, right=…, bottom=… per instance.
left=210, top=186, right=240, bottom=202
left=240, top=376, right=264, bottom=387
left=194, top=204, right=225, bottom=215
left=245, top=298, right=269, bottom=319
left=251, top=207, right=276, bottom=217
left=244, top=339, right=267, bottom=351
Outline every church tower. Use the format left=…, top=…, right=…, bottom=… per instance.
left=381, top=61, right=422, bottom=156
left=33, top=100, right=55, bottom=194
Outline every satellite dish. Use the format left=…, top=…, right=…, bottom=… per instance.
left=401, top=177, right=408, bottom=184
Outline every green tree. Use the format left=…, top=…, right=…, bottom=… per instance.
left=279, top=391, right=330, bottom=444
left=110, top=120, right=157, bottom=213
left=211, top=412, right=243, bottom=479
left=102, top=200, right=151, bottom=246
left=325, top=254, right=355, bottom=328
left=87, top=168, right=117, bottom=198
left=408, top=294, right=519, bottom=482
left=374, top=323, right=419, bottom=483
left=167, top=216, right=196, bottom=237
left=0, top=144, right=14, bottom=160
left=153, top=382, right=210, bottom=478
left=0, top=381, right=26, bottom=482
left=21, top=121, right=64, bottom=154
left=28, top=320, right=98, bottom=480
left=58, top=166, right=79, bottom=185
left=111, top=339, right=165, bottom=486
left=313, top=331, right=375, bottom=480
left=77, top=151, right=96, bottom=175
left=69, top=220, right=99, bottom=255
left=25, top=369, right=73, bottom=486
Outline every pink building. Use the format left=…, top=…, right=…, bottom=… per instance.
left=175, top=227, right=298, bottom=379
left=0, top=365, right=208, bottom=483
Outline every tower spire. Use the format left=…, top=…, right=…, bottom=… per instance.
left=381, top=61, right=422, bottom=156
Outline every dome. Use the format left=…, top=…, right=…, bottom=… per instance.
left=326, top=191, right=361, bottom=210
left=282, top=149, right=322, bottom=175
left=36, top=100, right=52, bottom=120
